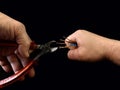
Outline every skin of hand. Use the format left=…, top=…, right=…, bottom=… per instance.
left=0, top=12, right=35, bottom=78
left=65, top=30, right=120, bottom=65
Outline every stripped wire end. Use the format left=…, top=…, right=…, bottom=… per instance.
left=56, top=37, right=78, bottom=49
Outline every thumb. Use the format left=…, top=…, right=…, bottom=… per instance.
left=67, top=49, right=80, bottom=60
left=18, top=43, right=30, bottom=58
left=15, top=24, right=31, bottom=58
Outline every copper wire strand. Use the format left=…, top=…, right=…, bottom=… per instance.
left=64, top=38, right=78, bottom=48
left=56, top=42, right=68, bottom=49
left=57, top=36, right=77, bottom=49
left=62, top=36, right=74, bottom=42
left=55, top=38, right=68, bottom=49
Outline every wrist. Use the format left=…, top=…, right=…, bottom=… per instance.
left=104, top=38, right=120, bottom=65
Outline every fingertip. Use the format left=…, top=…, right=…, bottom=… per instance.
left=18, top=45, right=30, bottom=58
left=24, top=51, right=29, bottom=58
left=67, top=50, right=76, bottom=60
left=67, top=50, right=72, bottom=59
left=22, top=49, right=29, bottom=58
left=1, top=65, right=12, bottom=73
left=18, top=68, right=35, bottom=82
left=18, top=76, right=25, bottom=81
left=0, top=60, right=12, bottom=73
left=28, top=68, right=35, bottom=78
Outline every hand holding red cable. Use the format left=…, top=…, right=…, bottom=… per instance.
left=0, top=40, right=77, bottom=88
left=0, top=41, right=38, bottom=88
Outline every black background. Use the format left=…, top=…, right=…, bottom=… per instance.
left=0, top=0, right=120, bottom=89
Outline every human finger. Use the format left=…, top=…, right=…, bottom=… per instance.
left=7, top=54, right=22, bottom=73
left=14, top=24, right=31, bottom=58
left=67, top=49, right=81, bottom=60
left=0, top=57, right=12, bottom=73
left=16, top=50, right=35, bottom=78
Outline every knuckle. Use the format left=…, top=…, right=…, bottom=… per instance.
left=24, top=42, right=30, bottom=48
left=14, top=21, right=26, bottom=32
left=0, top=61, right=7, bottom=66
left=76, top=29, right=85, bottom=33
